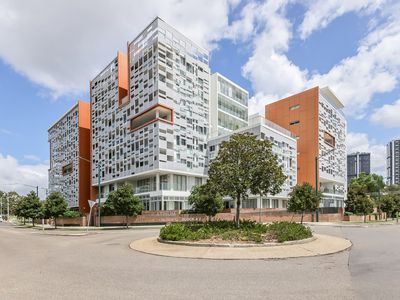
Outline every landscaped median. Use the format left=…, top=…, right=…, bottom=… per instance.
left=130, top=221, right=352, bottom=260
left=159, top=220, right=312, bottom=244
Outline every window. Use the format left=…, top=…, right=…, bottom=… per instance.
left=62, top=163, right=73, bottom=176
left=324, top=131, right=336, bottom=147
left=289, top=104, right=300, bottom=110
left=173, top=175, right=187, bottom=191
left=290, top=120, right=300, bottom=125
left=195, top=177, right=202, bottom=186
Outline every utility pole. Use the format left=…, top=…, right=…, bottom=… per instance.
left=7, top=196, right=9, bottom=221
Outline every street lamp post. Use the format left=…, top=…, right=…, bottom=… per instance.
left=97, top=163, right=102, bottom=227
left=315, top=148, right=337, bottom=222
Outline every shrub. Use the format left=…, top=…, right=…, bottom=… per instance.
left=159, top=220, right=311, bottom=243
left=267, top=221, right=312, bottom=243
left=344, top=211, right=354, bottom=216
left=63, top=210, right=80, bottom=218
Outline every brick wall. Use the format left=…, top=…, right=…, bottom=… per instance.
left=50, top=210, right=343, bottom=226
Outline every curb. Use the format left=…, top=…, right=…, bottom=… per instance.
left=129, top=234, right=352, bottom=260
left=157, top=236, right=317, bottom=248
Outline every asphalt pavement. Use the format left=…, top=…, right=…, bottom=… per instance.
left=1, top=221, right=400, bottom=299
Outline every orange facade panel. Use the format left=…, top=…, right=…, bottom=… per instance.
left=265, top=87, right=320, bottom=188
left=78, top=101, right=91, bottom=213
left=117, top=52, right=129, bottom=107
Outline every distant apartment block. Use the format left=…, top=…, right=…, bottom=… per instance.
left=210, top=72, right=248, bottom=137
left=347, top=152, right=371, bottom=183
left=387, top=139, right=400, bottom=185
left=208, top=114, right=297, bottom=209
left=266, top=86, right=347, bottom=208
left=48, top=101, right=91, bottom=212
left=90, top=17, right=210, bottom=210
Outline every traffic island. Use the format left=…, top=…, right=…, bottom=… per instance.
left=130, top=234, right=352, bottom=260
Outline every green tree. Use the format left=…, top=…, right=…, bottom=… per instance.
left=14, top=191, right=42, bottom=226
left=100, top=199, right=116, bottom=216
left=188, top=182, right=224, bottom=221
left=1, top=191, right=21, bottom=219
left=107, top=183, right=143, bottom=228
left=380, top=194, right=395, bottom=221
left=350, top=173, right=385, bottom=198
left=346, top=187, right=374, bottom=222
left=287, top=183, right=322, bottom=224
left=15, top=196, right=29, bottom=224
left=44, top=192, right=68, bottom=229
left=208, top=133, right=285, bottom=228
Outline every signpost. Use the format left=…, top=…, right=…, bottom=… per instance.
left=87, top=200, right=97, bottom=232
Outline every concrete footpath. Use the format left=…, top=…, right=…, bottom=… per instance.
left=130, top=233, right=352, bottom=260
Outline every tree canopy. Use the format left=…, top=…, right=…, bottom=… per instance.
left=188, top=182, right=224, bottom=221
left=107, top=183, right=143, bottom=228
left=44, top=192, right=68, bottom=228
left=287, top=183, right=322, bottom=223
left=208, top=133, right=286, bottom=227
left=349, top=173, right=385, bottom=197
left=14, top=191, right=42, bottom=226
left=345, top=186, right=374, bottom=222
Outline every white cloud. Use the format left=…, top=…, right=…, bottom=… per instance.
left=0, top=0, right=235, bottom=97
left=370, top=98, right=400, bottom=128
left=234, top=0, right=308, bottom=100
left=346, top=132, right=386, bottom=176
left=0, top=153, right=48, bottom=199
left=23, top=154, right=41, bottom=162
left=237, top=0, right=400, bottom=118
left=298, top=0, right=384, bottom=40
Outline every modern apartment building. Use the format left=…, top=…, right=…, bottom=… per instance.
left=347, top=152, right=371, bottom=183
left=90, top=17, right=210, bottom=210
left=210, top=72, right=248, bottom=137
left=387, top=139, right=400, bottom=185
left=266, top=86, right=347, bottom=208
left=208, top=114, right=297, bottom=209
left=48, top=100, right=91, bottom=213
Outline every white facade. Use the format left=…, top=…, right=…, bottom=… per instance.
left=91, top=17, right=210, bottom=210
left=210, top=73, right=248, bottom=137
left=318, top=87, right=347, bottom=207
left=48, top=103, right=80, bottom=208
left=207, top=114, right=297, bottom=209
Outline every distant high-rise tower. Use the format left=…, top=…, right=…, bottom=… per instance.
left=347, top=152, right=371, bottom=183
left=387, top=140, right=400, bottom=185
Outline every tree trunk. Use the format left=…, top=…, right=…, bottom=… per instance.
left=301, top=211, right=304, bottom=224
left=32, top=218, right=35, bottom=227
left=23, top=217, right=26, bottom=225
left=126, top=215, right=129, bottom=229
left=364, top=214, right=367, bottom=223
left=236, top=195, right=241, bottom=228
left=208, top=215, right=212, bottom=222
left=54, top=218, right=57, bottom=229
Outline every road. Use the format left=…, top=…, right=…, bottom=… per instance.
left=1, top=222, right=400, bottom=299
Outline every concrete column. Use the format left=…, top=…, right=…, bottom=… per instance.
left=156, top=173, right=160, bottom=191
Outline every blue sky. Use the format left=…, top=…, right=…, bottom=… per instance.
left=1, top=0, right=399, bottom=195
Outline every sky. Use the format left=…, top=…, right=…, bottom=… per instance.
left=1, top=0, right=399, bottom=197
